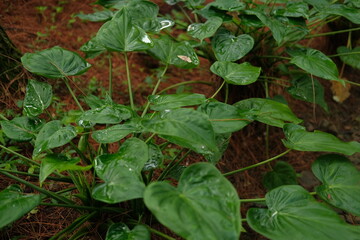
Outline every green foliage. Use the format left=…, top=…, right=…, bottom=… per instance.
left=105, top=223, right=150, bottom=240
left=263, top=161, right=297, bottom=190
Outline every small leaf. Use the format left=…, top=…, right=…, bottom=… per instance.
left=234, top=98, right=302, bottom=128
left=312, top=154, right=360, bottom=216
left=23, top=79, right=53, bottom=117
left=148, top=93, right=206, bottom=111
left=106, top=223, right=150, bottom=240
left=263, top=161, right=297, bottom=191
left=273, top=2, right=309, bottom=18
left=247, top=185, right=360, bottom=240
left=1, top=117, right=44, bottom=141
left=210, top=61, right=261, bottom=85
left=282, top=123, right=360, bottom=155
left=144, top=163, right=241, bottom=240
left=76, top=9, right=114, bottom=22
left=143, top=143, right=163, bottom=171
left=79, top=104, right=133, bottom=124
left=212, top=28, right=254, bottom=62
left=21, top=46, right=91, bottom=78
left=187, top=17, right=223, bottom=41
left=0, top=185, right=41, bottom=229
left=212, top=0, right=245, bottom=11
left=80, top=38, right=107, bottom=58
left=92, top=123, right=140, bottom=143
left=337, top=46, right=360, bottom=70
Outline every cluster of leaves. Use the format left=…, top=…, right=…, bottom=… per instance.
left=1, top=0, right=360, bottom=239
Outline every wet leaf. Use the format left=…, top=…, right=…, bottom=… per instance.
left=337, top=46, right=360, bottom=70
left=273, top=2, right=309, bottom=18
left=312, top=154, right=360, bottom=216
left=79, top=104, right=133, bottom=124
left=144, top=163, right=241, bottom=240
left=80, top=38, right=107, bottom=58
left=23, top=79, right=53, bottom=117
left=1, top=117, right=44, bottom=141
left=212, top=0, right=245, bottom=11
left=148, top=93, right=206, bottom=111
left=106, top=223, right=150, bottom=240
left=187, top=17, right=222, bottom=41
left=322, top=4, right=360, bottom=24
left=282, top=123, right=360, bottom=155
left=92, top=123, right=140, bottom=143
left=143, top=143, right=163, bottom=171
left=76, top=9, right=114, bottom=22
left=263, top=161, right=297, bottom=191
left=21, top=46, right=91, bottom=78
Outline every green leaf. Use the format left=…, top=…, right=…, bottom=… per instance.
left=212, top=28, right=254, bottom=62
left=322, top=4, right=360, bottom=24
left=143, top=143, right=163, bottom=171
left=0, top=185, right=41, bottom=229
left=92, top=123, right=140, bottom=143
left=141, top=108, right=218, bottom=158
left=82, top=94, right=107, bottom=109
left=282, top=123, right=360, bottom=155
left=148, top=93, right=206, bottom=111
left=206, top=132, right=231, bottom=163
left=196, top=4, right=232, bottom=21
left=197, top=101, right=252, bottom=134
left=95, top=0, right=122, bottom=8
left=187, top=17, right=222, bottom=41
left=287, top=74, right=328, bottom=111
left=1, top=117, right=44, bottom=141
left=210, top=61, right=261, bottom=85
left=144, top=163, right=241, bottom=240
left=92, top=138, right=148, bottom=204
left=76, top=9, right=114, bottom=22
left=312, top=154, right=360, bottom=216
left=247, top=185, right=360, bottom=240
left=212, top=0, right=245, bottom=11
left=273, top=2, right=309, bottom=18
left=263, top=161, right=297, bottom=191
left=33, top=120, right=77, bottom=156
left=106, top=223, right=150, bottom=240
left=234, top=98, right=302, bottom=128
left=23, top=79, right=53, bottom=117
left=147, top=35, right=199, bottom=69
left=21, top=46, right=91, bottom=78
left=80, top=38, right=107, bottom=58
left=96, top=9, right=153, bottom=52
left=39, top=154, right=91, bottom=186
left=79, top=104, right=133, bottom=124
left=289, top=48, right=340, bottom=81
left=337, top=46, right=360, bottom=70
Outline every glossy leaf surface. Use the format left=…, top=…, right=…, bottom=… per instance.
left=143, top=143, right=163, bottom=171
left=148, top=93, right=206, bottom=111
left=274, top=2, right=309, bottom=18
left=210, top=61, right=261, bottom=85
left=92, top=123, right=139, bottom=143
left=337, top=46, right=360, bottom=70
left=106, top=223, right=150, bottom=240
left=187, top=17, right=222, bottom=41
left=1, top=117, right=44, bottom=141
left=247, top=185, right=360, bottom=240
left=212, top=0, right=245, bottom=11
left=282, top=123, right=360, bottom=155
left=0, top=185, right=41, bottom=229
left=80, top=38, right=107, bottom=58
left=79, top=104, right=132, bottom=124
left=23, top=79, right=53, bottom=117
left=234, top=98, right=302, bottom=128
left=92, top=138, right=148, bottom=204
left=322, top=4, right=360, bottom=24
left=312, top=154, right=360, bottom=216
left=76, top=10, right=114, bottom=22
left=263, top=161, right=297, bottom=191
left=21, top=46, right=91, bottom=78
left=144, top=163, right=241, bottom=240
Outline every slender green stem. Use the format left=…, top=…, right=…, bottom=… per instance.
left=239, top=197, right=266, bottom=203
left=224, top=83, right=229, bottom=104
left=64, top=78, right=84, bottom=112
left=328, top=51, right=360, bottom=58
left=0, top=113, right=8, bottom=120
left=223, top=149, right=292, bottom=176
left=40, top=202, right=123, bottom=213
left=157, top=81, right=213, bottom=95
left=146, top=226, right=176, bottom=240
left=179, top=4, right=193, bottom=23
left=145, top=133, right=156, bottom=143
left=210, top=80, right=225, bottom=99
left=157, top=149, right=185, bottom=181
left=0, top=144, right=39, bottom=166
left=69, top=141, right=91, bottom=165
left=260, top=55, right=291, bottom=60
left=56, top=187, right=77, bottom=195
left=0, top=169, right=72, bottom=183
left=305, top=27, right=360, bottom=39
left=124, top=52, right=135, bottom=110
left=108, top=53, right=113, bottom=99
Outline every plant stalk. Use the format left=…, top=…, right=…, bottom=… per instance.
left=305, top=27, right=360, bottom=39
left=146, top=226, right=176, bottom=240
left=210, top=80, right=225, bottom=99
left=0, top=144, right=39, bottom=166
left=124, top=52, right=135, bottom=110
left=108, top=53, right=113, bottom=99
left=157, top=80, right=212, bottom=94
left=40, top=202, right=124, bottom=213
left=64, top=78, right=84, bottom=112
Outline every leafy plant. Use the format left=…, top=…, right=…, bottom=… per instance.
left=1, top=0, right=360, bottom=239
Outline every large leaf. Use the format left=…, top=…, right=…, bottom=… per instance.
left=210, top=61, right=261, bottom=85
left=212, top=28, right=254, bottom=62
left=312, top=154, right=360, bottom=216
left=21, top=46, right=91, bottom=78
left=79, top=104, right=132, bottom=124
left=80, top=38, right=107, bottom=58
left=212, top=0, right=245, bottom=11
left=147, top=35, right=199, bottom=69
left=263, top=161, right=297, bottom=191
left=187, top=17, right=222, bottom=41
left=282, top=123, right=360, bottom=155
left=197, top=101, right=252, bottom=134
left=1, top=117, right=44, bottom=141
left=96, top=9, right=153, bottom=52
left=33, top=120, right=77, bottom=156
left=92, top=123, right=141, bottom=143
left=148, top=93, right=206, bottom=111
left=234, top=98, right=302, bottom=128
left=144, top=163, right=241, bottom=240
left=289, top=48, right=340, bottom=81
left=92, top=138, right=148, bottom=204
left=141, top=108, right=218, bottom=158
left=39, top=154, right=91, bottom=186
left=337, top=46, right=360, bottom=70
left=76, top=9, right=114, bottom=22
left=273, top=2, right=309, bottom=18
left=106, top=223, right=150, bottom=240
left=23, top=79, right=53, bottom=117
left=247, top=185, right=360, bottom=240
left=0, top=185, right=41, bottom=229
left=322, top=4, right=360, bottom=24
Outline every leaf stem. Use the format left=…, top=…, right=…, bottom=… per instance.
left=0, top=144, right=39, bottom=166
left=328, top=51, right=360, bottom=58
left=0, top=113, right=8, bottom=120
left=108, top=53, right=113, bottom=99
left=40, top=202, right=123, bottom=213
left=305, top=27, right=360, bottom=39
left=0, top=169, right=72, bottom=183
left=146, top=226, right=176, bottom=240
left=157, top=80, right=212, bottom=94
left=223, top=149, right=292, bottom=176
left=239, top=197, right=266, bottom=203
left=64, top=78, right=84, bottom=112
left=124, top=52, right=135, bottom=110
left=210, top=80, right=225, bottom=99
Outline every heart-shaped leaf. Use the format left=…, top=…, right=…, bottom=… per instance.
left=23, top=79, right=53, bottom=117
left=247, top=185, right=360, bottom=240
left=76, top=9, right=114, bottom=22
left=282, top=123, right=360, bottom=155
left=0, top=185, right=41, bottom=229
left=92, top=123, right=140, bottom=143
left=21, top=46, right=91, bottom=78
left=187, top=17, right=222, bottom=41
left=106, top=223, right=150, bottom=240
left=148, top=93, right=206, bottom=111
left=144, top=163, right=241, bottom=240
left=212, top=28, right=254, bottom=62
left=210, top=61, right=261, bottom=85
left=96, top=9, right=153, bottom=52
left=80, top=38, right=107, bottom=58
left=40, top=154, right=91, bottom=186
left=337, top=46, right=360, bottom=70
left=312, top=154, right=360, bottom=216
left=92, top=138, right=148, bottom=204
left=33, top=120, right=77, bottom=156
left=234, top=98, right=302, bottom=128
left=263, top=161, right=297, bottom=191
left=79, top=104, right=133, bottom=124
left=1, top=117, right=44, bottom=141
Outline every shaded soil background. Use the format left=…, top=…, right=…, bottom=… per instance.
left=0, top=0, right=360, bottom=239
